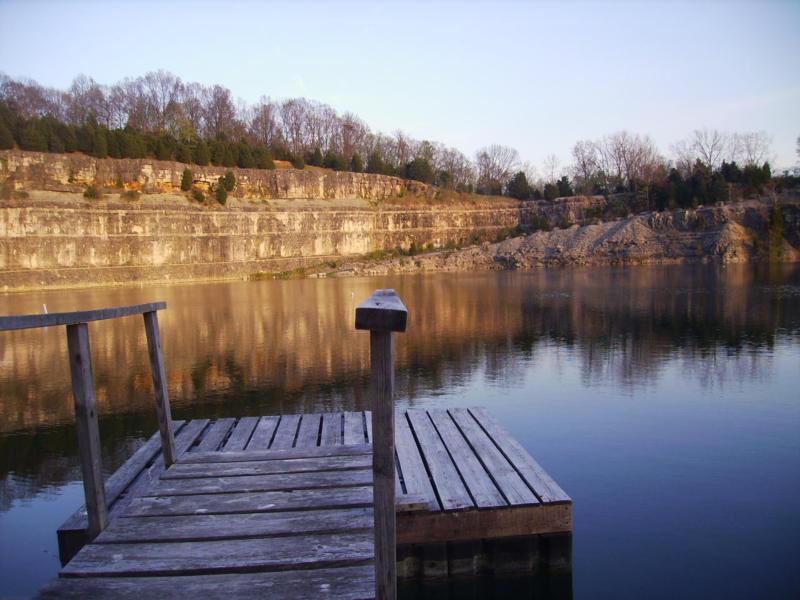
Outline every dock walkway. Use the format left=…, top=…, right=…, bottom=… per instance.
left=44, top=408, right=571, bottom=597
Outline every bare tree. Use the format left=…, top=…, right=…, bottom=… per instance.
left=691, top=128, right=729, bottom=169
left=475, top=144, right=519, bottom=193
left=204, top=84, right=239, bottom=139
left=542, top=154, right=561, bottom=183
left=733, top=131, right=773, bottom=166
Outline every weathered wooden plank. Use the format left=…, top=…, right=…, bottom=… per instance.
left=60, top=532, right=374, bottom=577
left=295, top=413, right=322, bottom=448
left=222, top=417, right=259, bottom=451
left=193, top=418, right=236, bottom=452
left=343, top=411, right=367, bottom=445
left=320, top=412, right=342, bottom=445
left=246, top=416, right=279, bottom=450
left=37, top=565, right=375, bottom=599
left=57, top=420, right=207, bottom=565
left=0, top=302, right=166, bottom=331
left=270, top=414, right=301, bottom=449
left=66, top=322, right=108, bottom=538
left=448, top=408, right=537, bottom=506
left=124, top=486, right=373, bottom=517
left=394, top=412, right=438, bottom=510
left=428, top=409, right=506, bottom=508
left=406, top=409, right=472, bottom=511
left=164, top=454, right=373, bottom=479
left=143, top=310, right=177, bottom=467
left=355, top=288, right=408, bottom=333
left=397, top=503, right=573, bottom=545
left=468, top=408, right=570, bottom=503
left=180, top=443, right=372, bottom=463
left=146, top=468, right=373, bottom=496
left=96, top=508, right=374, bottom=544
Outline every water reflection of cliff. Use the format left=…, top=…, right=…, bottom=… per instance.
left=1, top=265, right=799, bottom=501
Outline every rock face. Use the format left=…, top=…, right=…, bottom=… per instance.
left=333, top=202, right=800, bottom=276
left=0, top=150, right=426, bottom=201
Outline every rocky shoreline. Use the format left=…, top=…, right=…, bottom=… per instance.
left=317, top=200, right=800, bottom=278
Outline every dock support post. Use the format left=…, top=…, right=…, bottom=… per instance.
left=356, top=289, right=408, bottom=600
left=66, top=323, right=108, bottom=539
left=143, top=311, right=177, bottom=467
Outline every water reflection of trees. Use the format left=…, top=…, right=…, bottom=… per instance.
left=1, top=264, right=798, bottom=502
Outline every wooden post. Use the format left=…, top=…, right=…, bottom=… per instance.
left=65, top=323, right=108, bottom=539
left=143, top=311, right=177, bottom=468
left=356, top=289, right=408, bottom=600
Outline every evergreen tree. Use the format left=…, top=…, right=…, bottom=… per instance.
left=350, top=153, right=364, bottom=173
left=19, top=123, right=48, bottom=152
left=93, top=128, right=108, bottom=158
left=76, top=124, right=95, bottom=154
left=222, top=145, right=236, bottom=167
left=0, top=121, right=14, bottom=149
left=404, top=157, right=434, bottom=183
left=194, top=140, right=210, bottom=166
left=254, top=146, right=275, bottom=169
left=107, top=130, right=121, bottom=158
left=506, top=171, right=532, bottom=199
left=291, top=154, right=305, bottom=169
left=323, top=150, right=347, bottom=171
left=366, top=152, right=386, bottom=175
left=543, top=182, right=560, bottom=200
left=181, top=168, right=193, bottom=191
left=176, top=143, right=194, bottom=164
left=308, top=146, right=323, bottom=167
left=236, top=142, right=255, bottom=168
left=557, top=175, right=574, bottom=197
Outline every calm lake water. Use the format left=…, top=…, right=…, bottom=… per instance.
left=1, top=265, right=799, bottom=598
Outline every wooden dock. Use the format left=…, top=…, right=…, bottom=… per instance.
left=46, top=408, right=571, bottom=598
left=2, top=291, right=571, bottom=599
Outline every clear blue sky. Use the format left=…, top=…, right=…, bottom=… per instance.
left=1, top=0, right=799, bottom=169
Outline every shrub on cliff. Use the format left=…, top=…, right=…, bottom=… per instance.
left=191, top=187, right=205, bottom=202
left=405, top=157, right=434, bottom=184
left=223, top=171, right=236, bottom=191
left=83, top=184, right=103, bottom=199
left=181, top=168, right=193, bottom=191
left=351, top=153, right=364, bottom=173
left=291, top=155, right=305, bottom=169
left=307, top=147, right=323, bottom=167
left=216, top=177, right=228, bottom=204
left=323, top=150, right=347, bottom=171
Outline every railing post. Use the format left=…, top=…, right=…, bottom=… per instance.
left=65, top=322, right=108, bottom=539
left=356, top=289, right=408, bottom=600
left=143, top=310, right=177, bottom=467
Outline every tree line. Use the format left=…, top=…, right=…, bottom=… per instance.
left=0, top=71, right=797, bottom=207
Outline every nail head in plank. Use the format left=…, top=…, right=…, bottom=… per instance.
left=246, top=416, right=279, bottom=450
left=222, top=417, right=259, bottom=451
left=468, top=407, right=570, bottom=503
left=428, top=409, right=506, bottom=508
left=449, top=408, right=538, bottom=506
left=406, top=409, right=472, bottom=511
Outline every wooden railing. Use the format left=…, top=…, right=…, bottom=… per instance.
left=0, top=302, right=175, bottom=540
left=355, top=289, right=408, bottom=600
